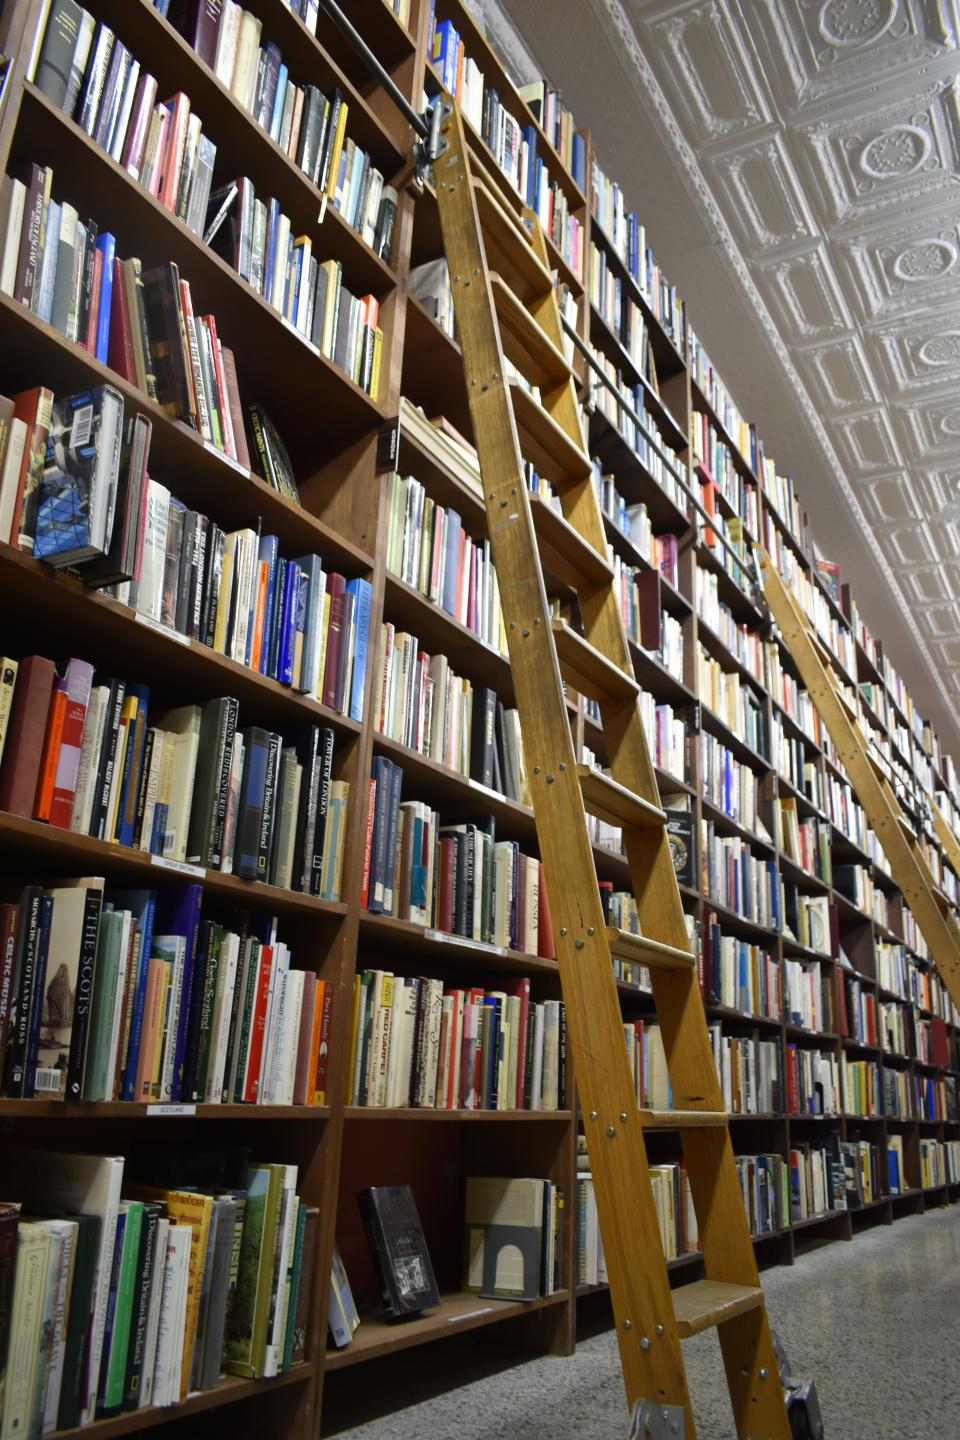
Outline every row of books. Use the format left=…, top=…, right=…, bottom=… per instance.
left=385, top=470, right=507, bottom=654
left=696, top=646, right=767, bottom=757
left=374, top=633, right=525, bottom=801
left=114, top=476, right=371, bottom=715
left=592, top=469, right=680, bottom=588
left=164, top=0, right=397, bottom=262
left=783, top=889, right=832, bottom=959
left=0, top=656, right=348, bottom=895
left=692, top=418, right=759, bottom=536
left=700, top=822, right=781, bottom=930
left=880, top=999, right=915, bottom=1058
left=463, top=1175, right=564, bottom=1300
left=583, top=1160, right=699, bottom=1267
left=916, top=1072, right=958, bottom=1121
left=688, top=330, right=753, bottom=467
left=638, top=694, right=688, bottom=784
left=429, top=18, right=583, bottom=279
left=920, top=1138, right=960, bottom=1188
left=709, top=1026, right=782, bottom=1115
left=589, top=157, right=685, bottom=352
left=695, top=568, right=764, bottom=686
left=841, top=1058, right=882, bottom=1117
left=790, top=1139, right=846, bottom=1221
left=588, top=241, right=657, bottom=388
left=623, top=1019, right=669, bottom=1110
left=736, top=1152, right=788, bottom=1236
left=699, top=731, right=764, bottom=835
left=777, top=798, right=831, bottom=885
left=1, top=1148, right=313, bottom=1435
left=841, top=973, right=878, bottom=1046
left=764, top=643, right=822, bottom=744
left=770, top=719, right=822, bottom=808
left=786, top=1043, right=839, bottom=1116
left=699, top=913, right=781, bottom=1020
left=34, top=4, right=217, bottom=235
left=206, top=181, right=383, bottom=396
left=0, top=876, right=332, bottom=1106
left=586, top=343, right=688, bottom=511
left=361, top=757, right=556, bottom=956
left=346, top=971, right=565, bottom=1112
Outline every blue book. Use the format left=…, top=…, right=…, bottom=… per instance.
left=409, top=811, right=427, bottom=911
left=23, top=895, right=54, bottom=1098
left=264, top=197, right=281, bottom=307
left=256, top=533, right=280, bottom=675
left=344, top=576, right=371, bottom=722
left=293, top=554, right=324, bottom=696
left=270, top=64, right=288, bottom=142
left=382, top=760, right=404, bottom=916
left=277, top=559, right=300, bottom=685
left=521, top=126, right=537, bottom=207
left=571, top=132, right=585, bottom=191
left=293, top=565, right=308, bottom=685
left=266, top=556, right=289, bottom=680
left=433, top=19, right=459, bottom=92
left=234, top=728, right=270, bottom=879
left=367, top=756, right=392, bottom=913
left=154, top=883, right=203, bottom=1102
left=440, top=508, right=461, bottom=615
left=116, top=683, right=150, bottom=849
left=95, top=232, right=115, bottom=363
left=111, top=889, right=158, bottom=1101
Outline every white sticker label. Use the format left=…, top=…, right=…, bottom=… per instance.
left=151, top=854, right=205, bottom=878
left=424, top=929, right=506, bottom=956
left=135, top=611, right=191, bottom=646
left=449, top=1307, right=493, bottom=1323
left=147, top=1103, right=197, bottom=1117
left=203, top=438, right=248, bottom=476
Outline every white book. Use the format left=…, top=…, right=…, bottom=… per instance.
left=219, top=732, right=245, bottom=873
left=155, top=933, right=186, bottom=1101
left=3, top=1222, right=52, bottom=1440
left=372, top=973, right=394, bottom=1108
left=108, top=57, right=141, bottom=161
left=273, top=759, right=302, bottom=890
left=137, top=728, right=166, bottom=852
left=153, top=1225, right=191, bottom=1407
left=363, top=970, right=387, bottom=1104
left=138, top=1216, right=169, bottom=1407
left=69, top=684, right=108, bottom=834
left=40, top=1218, right=77, bottom=1437
left=6, top=1151, right=124, bottom=1426
left=384, top=975, right=407, bottom=1107
left=0, top=415, right=27, bottom=545
left=0, top=176, right=25, bottom=297
left=258, top=941, right=289, bottom=1104
left=34, top=198, right=60, bottom=324
left=162, top=703, right=202, bottom=861
left=139, top=480, right=171, bottom=622
left=103, top=908, right=133, bottom=1099
left=530, top=1003, right=545, bottom=1112
left=213, top=0, right=242, bottom=86
left=262, top=1164, right=298, bottom=1377
left=205, top=930, right=240, bottom=1103
left=278, top=967, right=305, bottom=1106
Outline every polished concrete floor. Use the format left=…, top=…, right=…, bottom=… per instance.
left=324, top=1207, right=960, bottom=1439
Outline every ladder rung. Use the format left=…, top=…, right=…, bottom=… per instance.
left=639, top=1110, right=728, bottom=1129
left=578, top=765, right=665, bottom=830
left=606, top=927, right=695, bottom=971
left=551, top=619, right=638, bottom=703
left=510, top=381, right=592, bottom=487
left=472, top=177, right=553, bottom=303
left=672, top=1280, right=764, bottom=1339
left=529, top=492, right=612, bottom=592
left=490, top=273, right=572, bottom=390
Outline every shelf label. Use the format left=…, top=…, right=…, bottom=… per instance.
left=135, top=612, right=191, bottom=646
left=147, top=1103, right=196, bottom=1117
left=448, top=1307, right=493, bottom=1324
left=151, top=854, right=206, bottom=879
left=202, top=439, right=249, bottom=476
left=424, top=929, right=506, bottom=956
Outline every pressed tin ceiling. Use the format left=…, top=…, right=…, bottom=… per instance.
left=477, top=0, right=960, bottom=749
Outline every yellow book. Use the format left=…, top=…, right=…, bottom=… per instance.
left=325, top=99, right=349, bottom=200
left=107, top=693, right=139, bottom=842
left=314, top=591, right=332, bottom=702
left=127, top=1187, right=213, bottom=1398
left=318, top=259, right=340, bottom=357
left=213, top=534, right=237, bottom=655
left=150, top=963, right=172, bottom=1099
left=346, top=973, right=361, bottom=1103
left=370, top=325, right=383, bottom=402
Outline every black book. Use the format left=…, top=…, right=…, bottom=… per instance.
left=186, top=696, right=238, bottom=868
left=56, top=1213, right=102, bottom=1430
left=131, top=728, right=155, bottom=851
left=204, top=181, right=241, bottom=264
left=292, top=725, right=321, bottom=894
left=257, top=731, right=282, bottom=882
left=470, top=686, right=497, bottom=790
left=80, top=412, right=152, bottom=589
left=373, top=186, right=397, bottom=262
left=160, top=497, right=185, bottom=630
left=76, top=215, right=99, bottom=349
left=180, top=919, right=211, bottom=1101
left=197, top=1196, right=238, bottom=1389
left=233, top=726, right=272, bottom=880
left=317, top=90, right=342, bottom=195
left=121, top=1202, right=163, bottom=1411
left=34, top=0, right=87, bottom=111
left=357, top=1186, right=439, bottom=1319
left=2, top=887, right=43, bottom=1096
left=199, top=523, right=225, bottom=648
left=142, top=262, right=193, bottom=422
left=309, top=727, right=335, bottom=896
left=295, top=86, right=329, bottom=185
left=209, top=703, right=238, bottom=871
left=64, top=883, right=104, bottom=1099
left=175, top=509, right=197, bottom=634
left=664, top=807, right=695, bottom=888
left=187, top=513, right=209, bottom=638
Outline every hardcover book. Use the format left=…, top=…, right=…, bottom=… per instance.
left=357, top=1185, right=438, bottom=1319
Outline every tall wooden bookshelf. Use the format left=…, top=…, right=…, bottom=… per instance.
left=0, top=1, right=958, bottom=1437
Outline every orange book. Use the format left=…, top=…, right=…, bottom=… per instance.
left=249, top=560, right=270, bottom=671
left=306, top=979, right=324, bottom=1105
left=314, top=980, right=334, bottom=1104
left=33, top=685, right=68, bottom=822
left=135, top=956, right=170, bottom=1100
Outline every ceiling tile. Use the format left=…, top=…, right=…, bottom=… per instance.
left=755, top=245, right=853, bottom=340
left=710, top=130, right=819, bottom=254
left=794, top=335, right=880, bottom=410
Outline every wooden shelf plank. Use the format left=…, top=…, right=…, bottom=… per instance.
left=343, top=1106, right=572, bottom=1121
left=0, top=1100, right=332, bottom=1119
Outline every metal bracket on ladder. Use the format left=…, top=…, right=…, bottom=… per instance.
left=628, top=1401, right=686, bottom=1440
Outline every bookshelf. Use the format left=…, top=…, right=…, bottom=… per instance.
left=0, top=0, right=958, bottom=1436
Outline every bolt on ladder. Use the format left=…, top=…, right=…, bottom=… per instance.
left=429, top=97, right=792, bottom=1440
left=757, top=549, right=960, bottom=1013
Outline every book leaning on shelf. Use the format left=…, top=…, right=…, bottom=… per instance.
left=0, top=1148, right=315, bottom=1435
left=0, top=657, right=348, bottom=896
left=347, top=971, right=564, bottom=1112
left=464, top=1176, right=564, bottom=1300
left=0, top=878, right=334, bottom=1105
left=361, top=756, right=555, bottom=957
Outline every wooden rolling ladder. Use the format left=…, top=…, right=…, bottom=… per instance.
left=430, top=99, right=792, bottom=1440
left=758, top=553, right=960, bottom=1014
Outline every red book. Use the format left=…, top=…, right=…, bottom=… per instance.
left=49, top=658, right=95, bottom=829
left=538, top=863, right=555, bottom=960
left=320, top=572, right=346, bottom=710
left=0, top=902, right=21, bottom=1075
left=203, top=313, right=233, bottom=456
left=292, top=970, right=318, bottom=1106
left=82, top=243, right=103, bottom=355
left=220, top=347, right=251, bottom=470
left=108, top=257, right=138, bottom=382
left=121, top=72, right=159, bottom=178
left=11, top=387, right=54, bottom=554
left=0, top=655, right=55, bottom=817
left=243, top=943, right=275, bottom=1102
left=504, top=976, right=530, bottom=1108
left=930, top=1018, right=949, bottom=1069
left=159, top=93, right=191, bottom=212
left=33, top=684, right=68, bottom=822
left=359, top=777, right=376, bottom=909
left=313, top=981, right=334, bottom=1104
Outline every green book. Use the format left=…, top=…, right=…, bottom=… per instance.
left=81, top=910, right=125, bottom=1101
left=224, top=1164, right=283, bottom=1377
left=193, top=923, right=222, bottom=1101
left=281, top=1199, right=307, bottom=1372
left=103, top=1200, right=143, bottom=1411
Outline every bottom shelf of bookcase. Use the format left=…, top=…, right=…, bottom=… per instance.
left=53, top=1365, right=314, bottom=1440
left=325, top=1290, right=570, bottom=1369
